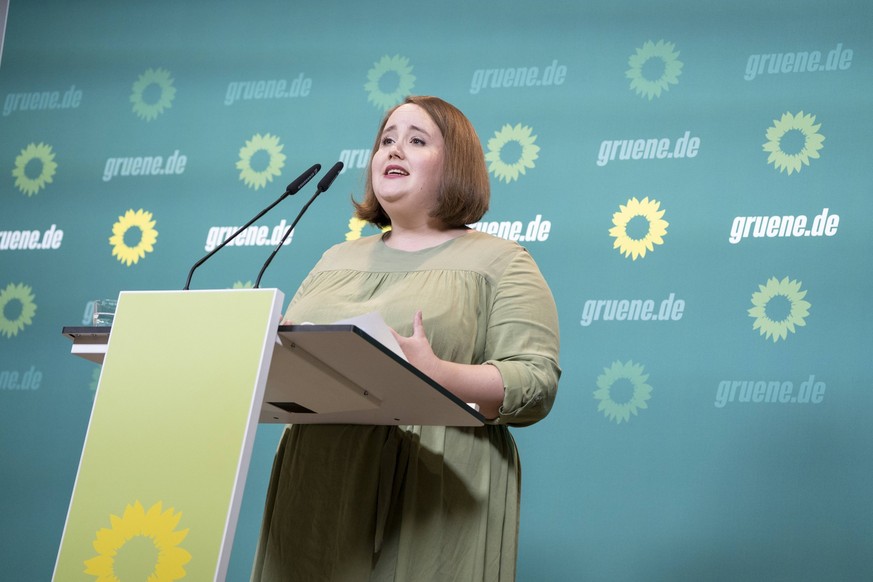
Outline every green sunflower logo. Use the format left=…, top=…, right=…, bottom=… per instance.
left=626, top=40, right=683, bottom=100
left=748, top=276, right=811, bottom=342
left=109, top=209, right=159, bottom=266
left=485, top=123, right=540, bottom=183
left=608, top=196, right=669, bottom=260
left=345, top=216, right=391, bottom=241
left=84, top=501, right=191, bottom=582
left=763, top=111, right=825, bottom=175
left=364, top=55, right=416, bottom=111
left=232, top=280, right=254, bottom=289
left=0, top=283, right=37, bottom=338
left=130, top=68, right=176, bottom=121
left=236, top=133, right=287, bottom=190
left=12, top=142, right=57, bottom=197
left=594, top=360, right=653, bottom=424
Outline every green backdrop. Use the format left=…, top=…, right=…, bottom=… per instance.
left=1, top=0, right=871, bottom=580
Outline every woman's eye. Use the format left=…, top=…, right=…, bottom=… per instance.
left=411, top=137, right=425, bottom=145
left=381, top=137, right=394, bottom=146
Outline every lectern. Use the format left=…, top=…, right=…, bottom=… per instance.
left=54, top=289, right=482, bottom=581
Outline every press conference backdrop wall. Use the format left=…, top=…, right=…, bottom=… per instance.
left=1, top=1, right=871, bottom=580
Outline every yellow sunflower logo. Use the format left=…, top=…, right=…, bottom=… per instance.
left=130, top=68, right=176, bottom=121
left=626, top=40, right=683, bottom=100
left=762, top=111, right=825, bottom=175
left=232, top=280, right=254, bottom=289
left=0, top=283, right=37, bottom=338
left=364, top=55, right=416, bottom=111
left=236, top=133, right=287, bottom=190
left=609, top=196, right=669, bottom=260
left=748, top=276, right=811, bottom=342
left=84, top=501, right=191, bottom=582
left=485, top=123, right=540, bottom=183
left=345, top=216, right=391, bottom=241
left=12, top=142, right=57, bottom=197
left=109, top=209, right=159, bottom=266
left=594, top=360, right=653, bottom=424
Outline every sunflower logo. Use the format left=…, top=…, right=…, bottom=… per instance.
left=130, top=68, right=176, bottom=121
left=236, top=133, right=287, bottom=190
left=485, top=123, right=540, bottom=183
left=626, top=40, right=683, bottom=100
left=609, top=196, right=669, bottom=260
left=763, top=111, right=825, bottom=175
left=12, top=142, right=57, bottom=196
left=89, top=367, right=101, bottom=392
left=594, top=360, right=653, bottom=424
left=345, top=216, right=391, bottom=241
left=364, top=55, right=416, bottom=111
left=84, top=501, right=191, bottom=582
left=0, top=283, right=37, bottom=338
left=232, top=280, right=254, bottom=289
left=748, top=276, right=811, bottom=342
left=109, top=209, right=159, bottom=266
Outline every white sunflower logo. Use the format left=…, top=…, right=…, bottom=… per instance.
left=364, top=55, right=416, bottom=111
left=763, top=111, right=825, bottom=175
left=0, top=283, right=37, bottom=338
left=485, top=123, right=540, bottom=183
left=89, top=367, right=101, bottom=392
left=236, top=133, right=287, bottom=190
left=748, top=276, right=811, bottom=342
left=12, top=142, right=57, bottom=196
left=626, top=40, right=683, bottom=100
left=130, top=68, right=176, bottom=121
left=594, top=360, right=653, bottom=424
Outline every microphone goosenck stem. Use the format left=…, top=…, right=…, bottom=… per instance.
left=253, top=161, right=345, bottom=289
left=182, top=163, right=321, bottom=290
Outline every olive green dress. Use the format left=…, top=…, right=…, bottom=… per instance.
left=251, top=230, right=560, bottom=581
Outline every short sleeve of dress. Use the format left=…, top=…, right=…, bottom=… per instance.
left=484, top=249, right=561, bottom=427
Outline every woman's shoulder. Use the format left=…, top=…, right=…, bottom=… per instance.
left=460, top=228, right=525, bottom=249
left=455, top=229, right=530, bottom=260
left=445, top=230, right=537, bottom=279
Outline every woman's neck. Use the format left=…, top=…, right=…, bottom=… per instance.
left=382, top=224, right=469, bottom=252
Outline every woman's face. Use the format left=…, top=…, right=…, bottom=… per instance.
left=371, top=103, right=445, bottom=223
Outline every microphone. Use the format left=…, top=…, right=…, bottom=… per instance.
left=182, top=163, right=321, bottom=290
left=253, top=161, right=344, bottom=288
left=283, top=163, right=322, bottom=195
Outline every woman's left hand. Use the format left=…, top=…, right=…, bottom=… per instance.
left=390, top=309, right=504, bottom=419
left=389, top=309, right=441, bottom=379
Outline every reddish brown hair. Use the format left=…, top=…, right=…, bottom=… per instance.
left=354, top=95, right=490, bottom=228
